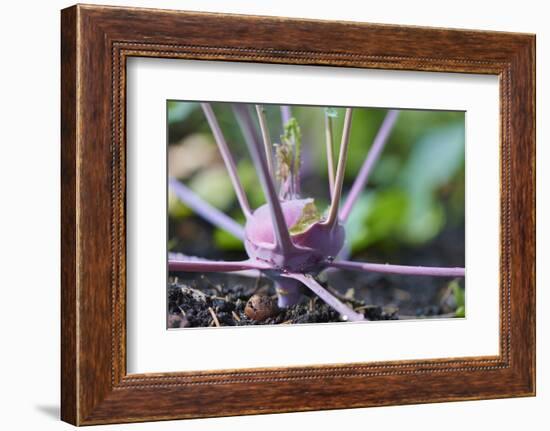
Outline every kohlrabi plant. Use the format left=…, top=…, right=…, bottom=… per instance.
left=168, top=103, right=465, bottom=322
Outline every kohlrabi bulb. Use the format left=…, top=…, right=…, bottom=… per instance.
left=244, top=198, right=345, bottom=272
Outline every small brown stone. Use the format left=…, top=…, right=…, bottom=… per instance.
left=244, top=294, right=279, bottom=321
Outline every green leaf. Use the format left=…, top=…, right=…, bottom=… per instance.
left=370, top=155, right=400, bottom=185
left=450, top=279, right=465, bottom=308
left=401, top=195, right=445, bottom=244
left=188, top=166, right=235, bottom=211
left=400, top=123, right=465, bottom=194
left=399, top=123, right=465, bottom=244
left=213, top=228, right=245, bottom=251
left=344, top=194, right=374, bottom=252
left=168, top=189, right=192, bottom=219
left=167, top=237, right=179, bottom=251
left=367, top=189, right=408, bottom=241
left=449, top=279, right=465, bottom=317
left=344, top=189, right=408, bottom=252
left=344, top=109, right=388, bottom=177
left=168, top=101, right=196, bottom=125
left=390, top=110, right=465, bottom=152
left=237, top=160, right=266, bottom=208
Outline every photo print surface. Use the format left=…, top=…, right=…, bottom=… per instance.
left=167, top=102, right=465, bottom=329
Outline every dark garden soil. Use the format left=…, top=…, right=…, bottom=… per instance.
left=167, top=226, right=465, bottom=328
left=167, top=277, right=399, bottom=329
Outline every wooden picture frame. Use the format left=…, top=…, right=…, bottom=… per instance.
left=61, top=4, right=535, bottom=425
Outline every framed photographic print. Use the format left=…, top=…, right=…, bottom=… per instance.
left=61, top=4, right=535, bottom=425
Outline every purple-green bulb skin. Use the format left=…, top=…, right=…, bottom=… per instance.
left=244, top=199, right=345, bottom=272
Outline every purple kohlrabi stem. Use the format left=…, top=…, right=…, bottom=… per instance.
left=327, top=260, right=465, bottom=277
left=169, top=258, right=270, bottom=273
left=284, top=273, right=365, bottom=322
left=201, top=103, right=252, bottom=219
left=324, top=108, right=353, bottom=228
left=232, top=104, right=296, bottom=255
left=168, top=178, right=244, bottom=240
left=339, top=109, right=400, bottom=222
left=255, top=105, right=276, bottom=177
left=325, top=113, right=336, bottom=199
left=168, top=252, right=261, bottom=278
left=273, top=277, right=303, bottom=308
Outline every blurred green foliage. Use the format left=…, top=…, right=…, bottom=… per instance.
left=167, top=101, right=465, bottom=255
left=449, top=279, right=466, bottom=317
